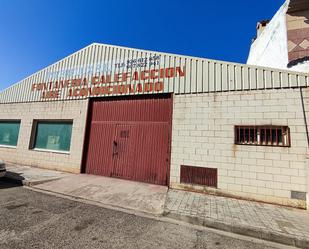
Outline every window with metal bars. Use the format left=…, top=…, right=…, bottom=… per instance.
left=235, top=126, right=290, bottom=147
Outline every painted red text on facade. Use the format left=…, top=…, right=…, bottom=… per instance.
left=31, top=66, right=186, bottom=99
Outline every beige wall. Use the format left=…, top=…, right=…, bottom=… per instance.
left=170, top=88, right=309, bottom=208
left=0, top=100, right=89, bottom=173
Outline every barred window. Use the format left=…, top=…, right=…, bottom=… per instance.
left=235, top=126, right=290, bottom=147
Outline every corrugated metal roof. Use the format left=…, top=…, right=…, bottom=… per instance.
left=1, top=42, right=309, bottom=104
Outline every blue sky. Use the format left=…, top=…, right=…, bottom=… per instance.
left=0, top=0, right=283, bottom=91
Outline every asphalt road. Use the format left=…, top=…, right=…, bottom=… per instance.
left=0, top=178, right=294, bottom=249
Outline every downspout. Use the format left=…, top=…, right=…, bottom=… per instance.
left=306, top=159, right=309, bottom=210
left=300, top=87, right=309, bottom=210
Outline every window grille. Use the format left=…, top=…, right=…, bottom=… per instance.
left=235, top=126, right=290, bottom=147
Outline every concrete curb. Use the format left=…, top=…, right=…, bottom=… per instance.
left=4, top=172, right=61, bottom=187
left=163, top=212, right=309, bottom=249
left=28, top=186, right=164, bottom=217
left=18, top=186, right=306, bottom=249
left=21, top=178, right=62, bottom=187
left=4, top=172, right=308, bottom=248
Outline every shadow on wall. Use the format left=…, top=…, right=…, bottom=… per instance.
left=287, top=5, right=309, bottom=24
left=288, top=0, right=309, bottom=18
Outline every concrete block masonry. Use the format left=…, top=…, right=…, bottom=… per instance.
left=307, top=158, right=309, bottom=210
left=170, top=88, right=309, bottom=208
left=1, top=41, right=309, bottom=210
left=0, top=100, right=88, bottom=173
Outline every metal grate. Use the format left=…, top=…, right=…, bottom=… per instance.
left=180, top=165, right=217, bottom=188
left=235, top=126, right=290, bottom=147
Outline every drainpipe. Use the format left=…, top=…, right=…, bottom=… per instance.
left=306, top=159, right=309, bottom=210
left=300, top=88, right=309, bottom=210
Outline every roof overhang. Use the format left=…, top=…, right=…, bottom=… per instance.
left=288, top=0, right=308, bottom=13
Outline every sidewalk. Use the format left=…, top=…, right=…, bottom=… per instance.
left=33, top=174, right=168, bottom=215
left=164, top=189, right=309, bottom=248
left=5, top=164, right=309, bottom=248
left=5, top=164, right=70, bottom=186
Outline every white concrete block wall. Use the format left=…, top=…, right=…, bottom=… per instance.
left=0, top=100, right=89, bottom=173
left=306, top=159, right=309, bottom=210
left=170, top=88, right=309, bottom=208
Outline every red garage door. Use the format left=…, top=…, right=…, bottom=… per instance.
left=83, top=94, right=172, bottom=186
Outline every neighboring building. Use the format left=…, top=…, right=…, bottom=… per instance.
left=248, top=0, right=309, bottom=72
left=0, top=43, right=309, bottom=210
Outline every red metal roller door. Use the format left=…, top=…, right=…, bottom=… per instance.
left=83, top=94, right=172, bottom=186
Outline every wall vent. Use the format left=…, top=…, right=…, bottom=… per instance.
left=180, top=165, right=217, bottom=188
left=291, top=191, right=307, bottom=201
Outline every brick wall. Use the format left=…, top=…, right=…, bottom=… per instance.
left=0, top=100, right=88, bottom=173
left=170, top=88, right=309, bottom=208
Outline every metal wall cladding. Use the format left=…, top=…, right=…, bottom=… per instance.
left=85, top=94, right=172, bottom=186
left=91, top=94, right=172, bottom=122
left=1, top=43, right=309, bottom=104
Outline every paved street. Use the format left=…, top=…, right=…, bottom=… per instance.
left=0, top=178, right=291, bottom=249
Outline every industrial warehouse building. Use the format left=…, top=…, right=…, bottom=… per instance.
left=0, top=42, right=309, bottom=209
